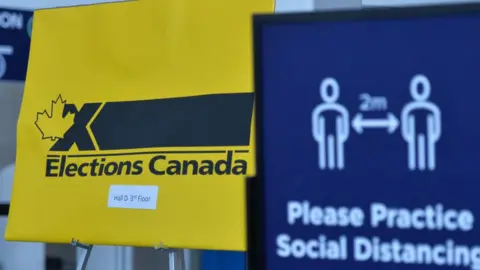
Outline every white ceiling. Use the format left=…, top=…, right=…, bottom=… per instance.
left=0, top=0, right=315, bottom=11
left=2, top=0, right=477, bottom=12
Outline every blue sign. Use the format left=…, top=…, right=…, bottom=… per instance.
left=250, top=3, right=480, bottom=270
left=0, top=7, right=32, bottom=81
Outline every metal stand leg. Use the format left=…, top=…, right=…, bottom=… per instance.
left=72, top=238, right=93, bottom=270
left=177, top=249, right=186, bottom=270
left=155, top=244, right=186, bottom=270
left=167, top=249, right=185, bottom=270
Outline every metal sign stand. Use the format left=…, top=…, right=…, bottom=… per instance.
left=71, top=239, right=93, bottom=270
left=71, top=239, right=185, bottom=270
left=155, top=243, right=186, bottom=270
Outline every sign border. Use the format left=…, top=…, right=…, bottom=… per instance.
left=247, top=3, right=480, bottom=270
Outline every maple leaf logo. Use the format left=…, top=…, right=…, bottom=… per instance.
left=35, top=95, right=75, bottom=141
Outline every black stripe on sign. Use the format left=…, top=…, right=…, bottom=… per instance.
left=89, top=93, right=254, bottom=150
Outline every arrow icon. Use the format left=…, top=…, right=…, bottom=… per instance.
left=0, top=45, right=13, bottom=55
left=352, top=113, right=399, bottom=134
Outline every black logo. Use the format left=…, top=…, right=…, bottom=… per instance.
left=36, top=93, right=254, bottom=178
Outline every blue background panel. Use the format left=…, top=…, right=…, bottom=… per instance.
left=259, top=12, right=480, bottom=270
left=0, top=7, right=32, bottom=81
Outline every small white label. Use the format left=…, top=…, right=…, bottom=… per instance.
left=108, top=185, right=159, bottom=210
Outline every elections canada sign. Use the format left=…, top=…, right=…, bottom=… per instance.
left=35, top=94, right=253, bottom=178
left=5, top=0, right=270, bottom=249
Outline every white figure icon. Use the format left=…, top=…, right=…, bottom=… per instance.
left=401, top=74, right=441, bottom=171
left=312, top=78, right=350, bottom=170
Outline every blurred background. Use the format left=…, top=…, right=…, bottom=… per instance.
left=0, top=0, right=477, bottom=269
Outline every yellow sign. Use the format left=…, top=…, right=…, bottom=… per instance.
left=5, top=0, right=273, bottom=250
